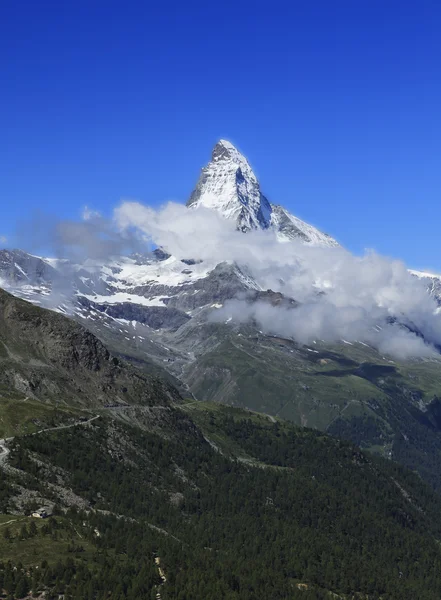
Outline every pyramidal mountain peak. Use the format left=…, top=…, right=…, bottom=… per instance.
left=187, top=138, right=271, bottom=232
left=211, top=139, right=244, bottom=162
left=187, top=139, right=339, bottom=246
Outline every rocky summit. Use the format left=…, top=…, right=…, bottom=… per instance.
left=188, top=139, right=339, bottom=244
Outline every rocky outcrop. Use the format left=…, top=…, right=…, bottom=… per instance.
left=0, top=288, right=181, bottom=408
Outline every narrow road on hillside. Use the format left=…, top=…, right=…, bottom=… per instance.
left=32, top=414, right=100, bottom=435
left=100, top=401, right=201, bottom=412
left=0, top=415, right=100, bottom=467
left=0, top=517, right=26, bottom=528
left=0, top=436, right=13, bottom=465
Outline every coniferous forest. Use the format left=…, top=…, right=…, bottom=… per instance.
left=2, top=408, right=441, bottom=599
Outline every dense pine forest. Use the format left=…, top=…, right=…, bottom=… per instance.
left=2, top=406, right=441, bottom=599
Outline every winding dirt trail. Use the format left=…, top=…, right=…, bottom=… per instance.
left=0, top=415, right=100, bottom=468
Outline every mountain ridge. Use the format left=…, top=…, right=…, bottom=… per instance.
left=0, top=287, right=181, bottom=409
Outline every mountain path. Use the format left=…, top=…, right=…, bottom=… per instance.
left=0, top=517, right=26, bottom=528
left=0, top=415, right=100, bottom=467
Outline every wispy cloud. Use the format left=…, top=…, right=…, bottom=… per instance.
left=82, top=206, right=102, bottom=221
left=16, top=209, right=143, bottom=262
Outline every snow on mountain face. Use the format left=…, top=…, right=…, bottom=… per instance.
left=0, top=140, right=342, bottom=361
left=187, top=140, right=272, bottom=232
left=410, top=270, right=441, bottom=306
left=187, top=139, right=339, bottom=246
left=0, top=249, right=58, bottom=284
left=270, top=205, right=338, bottom=246
left=0, top=248, right=252, bottom=323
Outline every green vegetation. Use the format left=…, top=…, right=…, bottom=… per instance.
left=184, top=334, right=441, bottom=494
left=3, top=290, right=441, bottom=598
left=0, top=511, right=162, bottom=599
left=0, top=513, right=95, bottom=566
left=3, top=408, right=441, bottom=599
left=186, top=336, right=441, bottom=429
left=0, top=396, right=84, bottom=438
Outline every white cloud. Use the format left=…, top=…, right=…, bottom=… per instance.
left=114, top=200, right=441, bottom=360
left=82, top=206, right=102, bottom=221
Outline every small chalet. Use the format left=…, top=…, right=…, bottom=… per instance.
left=31, top=507, right=52, bottom=519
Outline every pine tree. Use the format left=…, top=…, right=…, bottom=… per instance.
left=19, top=524, right=28, bottom=540
left=32, top=569, right=41, bottom=596
left=14, top=576, right=29, bottom=599
left=29, top=520, right=38, bottom=536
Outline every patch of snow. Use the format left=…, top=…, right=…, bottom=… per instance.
left=270, top=205, right=339, bottom=247
left=409, top=269, right=441, bottom=280
left=112, top=255, right=214, bottom=287
left=81, top=292, right=165, bottom=307
left=14, top=263, right=29, bottom=278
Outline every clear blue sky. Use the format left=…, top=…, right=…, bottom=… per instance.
left=1, top=0, right=441, bottom=270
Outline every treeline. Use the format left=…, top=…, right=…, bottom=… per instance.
left=0, top=476, right=11, bottom=513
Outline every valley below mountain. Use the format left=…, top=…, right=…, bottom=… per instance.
left=1, top=294, right=441, bottom=598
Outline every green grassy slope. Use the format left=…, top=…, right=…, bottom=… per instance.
left=0, top=513, right=96, bottom=566
left=0, top=396, right=85, bottom=438
left=184, top=331, right=441, bottom=491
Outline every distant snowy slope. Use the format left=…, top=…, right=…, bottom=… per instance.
left=410, top=269, right=441, bottom=305
left=270, top=204, right=338, bottom=245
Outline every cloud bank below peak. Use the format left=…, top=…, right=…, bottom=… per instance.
left=114, top=200, right=441, bottom=360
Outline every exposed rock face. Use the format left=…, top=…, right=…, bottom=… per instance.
left=79, top=298, right=190, bottom=331
left=247, top=289, right=299, bottom=309
left=0, top=249, right=57, bottom=285
left=0, top=288, right=181, bottom=408
left=187, top=140, right=339, bottom=245
left=188, top=140, right=272, bottom=232
left=269, top=204, right=338, bottom=245
left=164, top=263, right=257, bottom=312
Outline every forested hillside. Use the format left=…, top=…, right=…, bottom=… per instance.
left=2, top=406, right=441, bottom=599
left=2, top=294, right=441, bottom=598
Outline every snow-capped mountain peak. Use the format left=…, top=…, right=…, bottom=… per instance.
left=187, top=139, right=272, bottom=232
left=212, top=139, right=246, bottom=163
left=187, top=140, right=339, bottom=246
